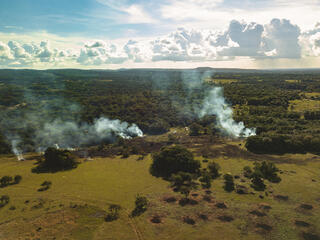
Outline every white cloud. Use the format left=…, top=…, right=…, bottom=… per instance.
left=95, top=0, right=155, bottom=24
left=159, top=0, right=320, bottom=32
left=0, top=41, right=14, bottom=60
left=217, top=20, right=264, bottom=57
left=77, top=40, right=128, bottom=65
left=300, top=23, right=320, bottom=57
left=1, top=19, right=320, bottom=69
left=0, top=39, right=76, bottom=67
left=262, top=19, right=301, bottom=58
left=124, top=5, right=155, bottom=24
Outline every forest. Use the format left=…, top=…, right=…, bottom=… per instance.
left=0, top=68, right=320, bottom=155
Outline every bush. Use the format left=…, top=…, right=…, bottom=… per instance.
left=105, top=204, right=121, bottom=222
left=150, top=146, right=200, bottom=178
left=223, top=174, right=234, bottom=192
left=121, top=148, right=130, bottom=158
left=208, top=162, right=221, bottom=179
left=171, top=172, right=198, bottom=197
left=131, top=194, right=148, bottom=217
left=38, top=181, right=52, bottom=192
left=243, top=166, right=253, bottom=178
left=253, top=161, right=281, bottom=183
left=0, top=195, right=9, bottom=207
left=0, top=176, right=13, bottom=187
left=251, top=173, right=266, bottom=191
left=199, top=170, right=212, bottom=189
left=14, top=175, right=22, bottom=184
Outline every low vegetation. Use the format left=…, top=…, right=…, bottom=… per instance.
left=0, top=195, right=9, bottom=208
left=105, top=204, right=121, bottom=222
left=131, top=194, right=148, bottom=217
left=38, top=181, right=52, bottom=192
left=0, top=175, right=22, bottom=187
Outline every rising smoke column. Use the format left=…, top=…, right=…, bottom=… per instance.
left=11, top=139, right=24, bottom=161
left=181, top=69, right=255, bottom=138
left=198, top=87, right=256, bottom=137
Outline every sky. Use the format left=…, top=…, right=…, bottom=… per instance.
left=0, top=0, right=320, bottom=69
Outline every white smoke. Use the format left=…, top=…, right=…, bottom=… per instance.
left=180, top=69, right=255, bottom=138
left=11, top=139, right=25, bottom=161
left=199, top=87, right=256, bottom=138
left=35, top=117, right=143, bottom=152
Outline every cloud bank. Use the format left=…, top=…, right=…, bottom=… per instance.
left=1, top=18, right=320, bottom=68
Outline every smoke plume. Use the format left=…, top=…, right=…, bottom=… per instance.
left=35, top=117, right=143, bottom=152
left=0, top=72, right=143, bottom=157
left=11, top=139, right=24, bottom=161
left=199, top=87, right=256, bottom=137
left=182, top=70, right=256, bottom=137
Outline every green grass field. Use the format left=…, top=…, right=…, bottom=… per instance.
left=289, top=99, right=320, bottom=112
left=0, top=139, right=320, bottom=240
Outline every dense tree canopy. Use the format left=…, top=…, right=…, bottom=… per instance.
left=150, top=145, right=200, bottom=178
left=36, top=147, right=78, bottom=172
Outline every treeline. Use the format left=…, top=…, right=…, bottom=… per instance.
left=245, top=135, right=320, bottom=155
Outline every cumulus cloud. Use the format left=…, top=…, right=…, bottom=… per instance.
left=216, top=20, right=264, bottom=57
left=77, top=40, right=128, bottom=65
left=262, top=19, right=301, bottom=58
left=300, top=23, right=320, bottom=57
left=1, top=18, right=320, bottom=68
left=0, top=40, right=75, bottom=67
left=151, top=28, right=218, bottom=61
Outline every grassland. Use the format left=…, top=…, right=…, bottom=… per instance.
left=0, top=133, right=320, bottom=240
left=205, top=78, right=238, bottom=84
left=289, top=99, right=320, bottom=112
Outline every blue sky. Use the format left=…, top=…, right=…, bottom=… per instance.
left=0, top=0, right=320, bottom=69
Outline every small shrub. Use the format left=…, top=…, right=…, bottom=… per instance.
left=218, top=215, right=234, bottom=222
left=0, top=195, right=9, bottom=207
left=0, top=176, right=12, bottom=187
left=243, top=166, right=253, bottom=178
left=38, top=181, right=52, bottom=192
left=131, top=194, right=148, bottom=217
left=170, top=172, right=198, bottom=198
left=14, top=175, right=22, bottom=184
left=208, top=162, right=221, bottom=179
left=251, top=173, right=266, bottom=191
left=105, top=204, right=121, bottom=222
left=9, top=206, right=16, bottom=211
left=199, top=170, right=212, bottom=189
left=121, top=149, right=130, bottom=158
left=253, top=161, right=281, bottom=183
left=150, top=215, right=162, bottom=223
left=223, top=174, right=234, bottom=192
left=183, top=216, right=195, bottom=225
left=164, top=196, right=177, bottom=203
